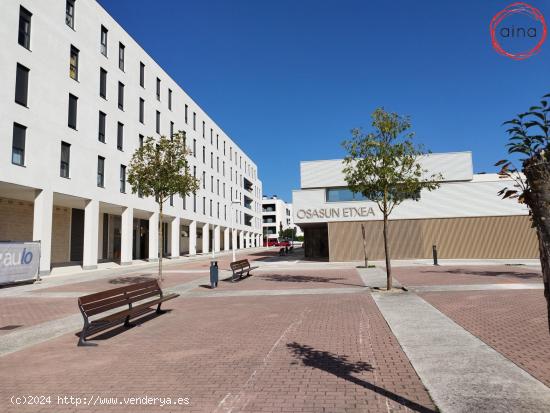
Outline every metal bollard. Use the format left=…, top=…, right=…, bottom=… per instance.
left=432, top=245, right=439, bottom=266
left=210, top=261, right=219, bottom=288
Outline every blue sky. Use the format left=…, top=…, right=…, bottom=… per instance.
left=98, top=0, right=549, bottom=202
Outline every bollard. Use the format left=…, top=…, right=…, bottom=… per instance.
left=432, top=245, right=439, bottom=266
left=210, top=260, right=219, bottom=288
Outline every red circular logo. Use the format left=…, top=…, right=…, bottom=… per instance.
left=490, top=2, right=547, bottom=60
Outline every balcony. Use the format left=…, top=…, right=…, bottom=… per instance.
left=244, top=194, right=253, bottom=210
left=243, top=177, right=254, bottom=192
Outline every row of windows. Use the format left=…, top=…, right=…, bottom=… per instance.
left=325, top=188, right=421, bottom=202
left=14, top=2, right=260, bottom=201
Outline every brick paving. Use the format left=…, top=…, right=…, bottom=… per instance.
left=393, top=265, right=542, bottom=286
left=195, top=268, right=365, bottom=292
left=0, top=292, right=435, bottom=412
left=421, top=289, right=550, bottom=387
left=0, top=297, right=76, bottom=335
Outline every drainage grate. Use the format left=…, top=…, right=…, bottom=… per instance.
left=0, top=325, right=23, bottom=331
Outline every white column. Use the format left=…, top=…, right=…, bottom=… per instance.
left=149, top=212, right=159, bottom=262
left=189, top=220, right=197, bottom=256
left=120, top=207, right=133, bottom=265
left=239, top=231, right=244, bottom=250
left=214, top=225, right=221, bottom=253
left=202, top=223, right=209, bottom=254
left=32, top=189, right=53, bottom=275
left=171, top=217, right=180, bottom=258
left=232, top=228, right=238, bottom=251
left=82, top=199, right=99, bottom=270
left=224, top=228, right=230, bottom=251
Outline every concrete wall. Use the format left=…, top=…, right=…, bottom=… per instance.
left=328, top=215, right=539, bottom=261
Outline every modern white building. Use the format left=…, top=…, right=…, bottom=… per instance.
left=262, top=196, right=302, bottom=243
left=293, top=152, right=538, bottom=261
left=0, top=0, right=263, bottom=275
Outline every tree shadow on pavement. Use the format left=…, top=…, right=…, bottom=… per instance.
left=420, top=268, right=541, bottom=280
left=259, top=274, right=364, bottom=287
left=108, top=275, right=155, bottom=285
left=286, top=342, right=437, bottom=413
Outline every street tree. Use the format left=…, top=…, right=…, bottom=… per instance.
left=496, top=92, right=550, bottom=331
left=127, top=132, right=199, bottom=280
left=342, top=108, right=442, bottom=290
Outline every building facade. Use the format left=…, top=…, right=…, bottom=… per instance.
left=262, top=196, right=302, bottom=243
left=292, top=152, right=538, bottom=261
left=0, top=0, right=263, bottom=275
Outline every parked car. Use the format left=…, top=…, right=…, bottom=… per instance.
left=264, top=239, right=278, bottom=247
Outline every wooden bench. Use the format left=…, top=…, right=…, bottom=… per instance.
left=76, top=280, right=179, bottom=346
left=229, top=259, right=257, bottom=281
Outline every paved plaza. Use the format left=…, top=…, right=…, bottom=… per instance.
left=0, top=249, right=549, bottom=412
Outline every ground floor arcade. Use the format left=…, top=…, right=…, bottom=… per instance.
left=0, top=184, right=262, bottom=275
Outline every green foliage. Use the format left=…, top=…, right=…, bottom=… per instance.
left=341, top=108, right=442, bottom=217
left=280, top=228, right=298, bottom=239
left=127, top=131, right=200, bottom=204
left=496, top=93, right=550, bottom=202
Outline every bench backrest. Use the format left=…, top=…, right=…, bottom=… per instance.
left=230, top=259, right=250, bottom=270
left=78, top=280, right=161, bottom=317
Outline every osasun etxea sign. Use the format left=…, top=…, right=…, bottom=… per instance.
left=0, top=242, right=41, bottom=284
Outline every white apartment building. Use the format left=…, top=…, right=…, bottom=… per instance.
left=262, top=196, right=302, bottom=242
left=293, top=152, right=538, bottom=261
left=0, top=0, right=263, bottom=275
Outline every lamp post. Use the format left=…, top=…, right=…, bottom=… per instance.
left=230, top=200, right=240, bottom=262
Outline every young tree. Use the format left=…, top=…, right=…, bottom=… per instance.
left=342, top=108, right=442, bottom=290
left=496, top=92, right=550, bottom=332
left=127, top=132, right=199, bottom=280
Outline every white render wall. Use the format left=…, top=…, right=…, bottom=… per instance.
left=300, top=152, right=474, bottom=189
left=0, top=0, right=262, bottom=271
left=292, top=165, right=528, bottom=225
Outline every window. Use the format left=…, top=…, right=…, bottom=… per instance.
left=193, top=112, right=196, bottom=130
left=139, top=98, right=144, bottom=123
left=168, top=89, right=172, bottom=110
left=18, top=7, right=32, bottom=50
left=202, top=146, right=205, bottom=163
left=210, top=128, right=213, bottom=144
left=60, top=142, right=70, bottom=178
left=139, top=62, right=145, bottom=87
left=118, top=82, right=124, bottom=109
left=209, top=200, right=212, bottom=217
left=210, top=176, right=213, bottom=192
left=156, top=77, right=161, bottom=100
left=326, top=188, right=369, bottom=202
left=139, top=134, right=144, bottom=148
left=202, top=197, right=206, bottom=215
left=70, top=45, right=79, bottom=80
left=100, top=26, right=108, bottom=56
left=170, top=121, right=174, bottom=139
left=193, top=139, right=196, bottom=157
left=202, top=172, right=206, bottom=189
left=12, top=123, right=26, bottom=166
left=193, top=195, right=196, bottom=212
left=120, top=165, right=126, bottom=193
left=156, top=111, right=160, bottom=134
left=66, top=0, right=75, bottom=29
left=68, top=94, right=78, bottom=129
left=210, top=152, right=213, bottom=168
left=15, top=63, right=29, bottom=107
left=202, top=121, right=205, bottom=138
left=99, top=68, right=107, bottom=98
left=97, top=157, right=105, bottom=187
left=118, top=43, right=125, bottom=71
left=216, top=134, right=219, bottom=149
left=117, top=122, right=124, bottom=150
left=185, top=104, right=188, bottom=123
left=98, top=111, right=106, bottom=142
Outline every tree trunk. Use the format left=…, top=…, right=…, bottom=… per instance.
left=158, top=204, right=163, bottom=281
left=383, top=215, right=392, bottom=290
left=523, top=160, right=550, bottom=333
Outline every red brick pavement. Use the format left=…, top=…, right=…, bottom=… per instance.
left=195, top=268, right=364, bottom=291
left=0, top=297, right=76, bottom=335
left=421, top=289, right=550, bottom=387
left=0, top=293, right=435, bottom=412
left=393, top=265, right=542, bottom=287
